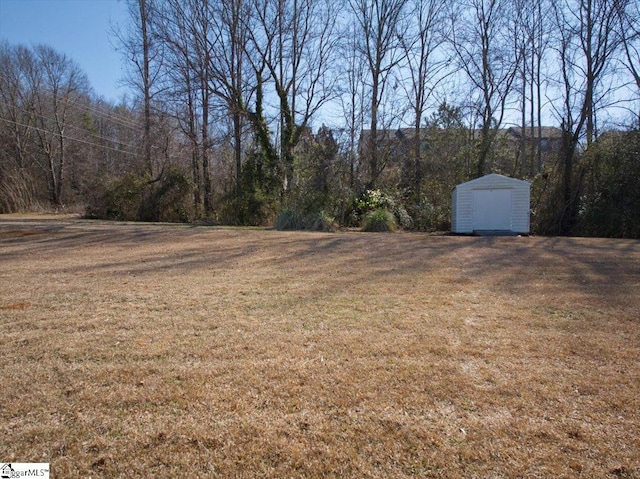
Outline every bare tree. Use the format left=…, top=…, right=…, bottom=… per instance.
left=349, top=0, right=406, bottom=188
left=337, top=23, right=368, bottom=189
left=0, top=43, right=39, bottom=210
left=530, top=0, right=551, bottom=173
left=115, top=0, right=165, bottom=176
left=450, top=0, right=521, bottom=177
left=0, top=44, right=39, bottom=171
left=192, top=0, right=214, bottom=215
left=616, top=0, right=640, bottom=122
left=207, top=0, right=253, bottom=197
left=513, top=0, right=551, bottom=176
left=398, top=0, right=449, bottom=198
left=244, top=0, right=340, bottom=196
left=153, top=0, right=202, bottom=214
left=31, top=45, right=89, bottom=206
left=154, top=0, right=217, bottom=215
left=550, top=0, right=626, bottom=233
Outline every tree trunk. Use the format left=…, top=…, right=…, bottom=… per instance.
left=368, top=76, right=379, bottom=188
left=139, top=0, right=153, bottom=176
left=414, top=112, right=422, bottom=199
left=201, top=90, right=212, bottom=216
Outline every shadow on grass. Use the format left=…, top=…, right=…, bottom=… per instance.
left=1, top=216, right=639, bottom=311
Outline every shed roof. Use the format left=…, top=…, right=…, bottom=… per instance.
left=455, top=173, right=531, bottom=190
left=506, top=126, right=563, bottom=140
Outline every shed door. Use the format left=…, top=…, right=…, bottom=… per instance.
left=472, top=189, right=512, bottom=230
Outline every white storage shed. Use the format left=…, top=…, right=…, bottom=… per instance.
left=451, top=173, right=530, bottom=234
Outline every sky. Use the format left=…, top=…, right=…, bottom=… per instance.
left=0, top=0, right=131, bottom=103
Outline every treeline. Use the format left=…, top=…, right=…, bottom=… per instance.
left=1, top=0, right=639, bottom=238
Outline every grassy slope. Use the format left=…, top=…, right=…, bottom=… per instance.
left=1, top=216, right=639, bottom=478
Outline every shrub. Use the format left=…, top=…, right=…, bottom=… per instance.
left=0, top=168, right=39, bottom=214
left=307, top=210, right=338, bottom=232
left=406, top=197, right=450, bottom=231
left=356, top=189, right=392, bottom=212
left=351, top=189, right=416, bottom=230
left=393, top=203, right=414, bottom=229
left=99, top=174, right=146, bottom=221
left=274, top=208, right=338, bottom=232
left=217, top=151, right=281, bottom=226
left=85, top=168, right=193, bottom=223
left=217, top=187, right=277, bottom=226
left=138, top=168, right=193, bottom=223
left=362, top=208, right=397, bottom=232
left=274, top=209, right=307, bottom=230
left=347, top=189, right=393, bottom=227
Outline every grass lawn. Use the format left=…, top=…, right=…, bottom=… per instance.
left=1, top=214, right=639, bottom=478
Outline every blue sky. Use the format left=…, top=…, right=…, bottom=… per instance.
left=0, top=0, right=131, bottom=103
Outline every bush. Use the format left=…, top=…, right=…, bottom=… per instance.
left=362, top=208, right=397, bottom=232
left=85, top=168, right=193, bottom=223
left=350, top=189, right=414, bottom=228
left=217, top=187, right=277, bottom=226
left=138, top=168, right=193, bottom=223
left=405, top=197, right=450, bottom=231
left=393, top=203, right=414, bottom=229
left=356, top=189, right=392, bottom=212
left=274, top=209, right=307, bottom=230
left=218, top=151, right=280, bottom=226
left=274, top=208, right=338, bottom=232
left=97, top=174, right=146, bottom=221
left=307, top=210, right=338, bottom=232
left=0, top=168, right=39, bottom=214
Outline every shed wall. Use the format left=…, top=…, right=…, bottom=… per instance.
left=451, top=174, right=530, bottom=233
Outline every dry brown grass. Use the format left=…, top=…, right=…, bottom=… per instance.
left=1, top=214, right=639, bottom=478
